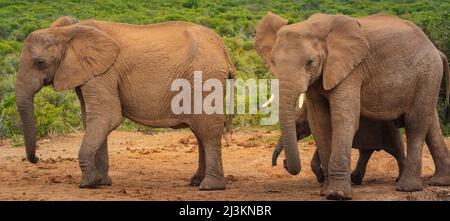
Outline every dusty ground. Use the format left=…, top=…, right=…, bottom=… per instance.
left=0, top=129, right=449, bottom=201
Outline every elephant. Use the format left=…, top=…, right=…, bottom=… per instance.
left=271, top=103, right=405, bottom=185
left=15, top=16, right=235, bottom=190
left=256, top=12, right=450, bottom=200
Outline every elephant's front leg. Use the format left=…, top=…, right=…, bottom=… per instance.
left=327, top=83, right=360, bottom=200
left=77, top=84, right=122, bottom=188
left=76, top=87, right=112, bottom=186
left=78, top=119, right=120, bottom=188
left=306, top=88, right=332, bottom=196
left=95, top=140, right=112, bottom=186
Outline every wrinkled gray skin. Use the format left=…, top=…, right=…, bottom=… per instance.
left=272, top=105, right=405, bottom=185
left=256, top=13, right=450, bottom=200
left=15, top=16, right=235, bottom=190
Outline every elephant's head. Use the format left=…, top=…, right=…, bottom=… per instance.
left=256, top=12, right=369, bottom=175
left=15, top=16, right=119, bottom=163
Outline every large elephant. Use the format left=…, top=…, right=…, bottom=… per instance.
left=15, top=16, right=235, bottom=190
left=256, top=12, right=450, bottom=199
left=271, top=104, right=405, bottom=186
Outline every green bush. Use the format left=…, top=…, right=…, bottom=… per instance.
left=1, top=0, right=450, bottom=140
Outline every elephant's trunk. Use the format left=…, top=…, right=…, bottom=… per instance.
left=279, top=84, right=301, bottom=175
left=15, top=72, right=43, bottom=164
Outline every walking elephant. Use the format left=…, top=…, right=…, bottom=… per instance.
left=271, top=104, right=405, bottom=186
left=256, top=12, right=450, bottom=200
left=15, top=16, right=235, bottom=190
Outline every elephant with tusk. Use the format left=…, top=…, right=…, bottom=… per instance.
left=264, top=94, right=405, bottom=185
left=256, top=12, right=450, bottom=200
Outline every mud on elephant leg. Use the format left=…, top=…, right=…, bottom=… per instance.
left=426, top=111, right=450, bottom=186
left=351, top=150, right=374, bottom=185
left=189, top=134, right=206, bottom=186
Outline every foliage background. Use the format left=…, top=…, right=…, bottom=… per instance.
left=1, top=0, right=449, bottom=144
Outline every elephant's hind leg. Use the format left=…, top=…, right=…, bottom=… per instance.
left=351, top=149, right=374, bottom=185
left=189, top=117, right=225, bottom=190
left=426, top=111, right=450, bottom=186
left=396, top=111, right=431, bottom=191
left=189, top=131, right=206, bottom=186
left=311, top=150, right=325, bottom=183
left=382, top=126, right=405, bottom=183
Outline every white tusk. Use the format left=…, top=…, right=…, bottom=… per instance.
left=261, top=94, right=275, bottom=108
left=298, top=93, right=305, bottom=109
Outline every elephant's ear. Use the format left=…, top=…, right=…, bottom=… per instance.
left=322, top=15, right=369, bottom=90
left=255, top=12, right=288, bottom=64
left=50, top=16, right=79, bottom=27
left=53, top=25, right=119, bottom=91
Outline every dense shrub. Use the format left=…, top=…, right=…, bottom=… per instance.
left=1, top=0, right=449, bottom=142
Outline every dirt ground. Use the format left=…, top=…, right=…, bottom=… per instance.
left=0, top=129, right=449, bottom=201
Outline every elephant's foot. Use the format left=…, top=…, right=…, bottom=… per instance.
left=351, top=172, right=363, bottom=185
left=199, top=176, right=225, bottom=190
left=429, top=173, right=450, bottom=186
left=396, top=175, right=423, bottom=192
left=189, top=173, right=205, bottom=187
left=326, top=180, right=352, bottom=200
left=79, top=169, right=102, bottom=189
left=97, top=174, right=113, bottom=186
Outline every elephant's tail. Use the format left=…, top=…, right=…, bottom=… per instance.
left=224, top=70, right=235, bottom=146
left=440, top=51, right=450, bottom=123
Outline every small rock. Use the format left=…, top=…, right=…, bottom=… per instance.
left=119, top=188, right=127, bottom=194
left=50, top=177, right=61, bottom=183
left=243, top=142, right=258, bottom=148
left=225, top=175, right=238, bottom=182
left=185, top=146, right=196, bottom=153
left=178, top=137, right=190, bottom=145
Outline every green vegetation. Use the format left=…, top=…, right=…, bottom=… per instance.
left=1, top=0, right=450, bottom=143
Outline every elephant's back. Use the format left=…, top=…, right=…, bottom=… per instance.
left=357, top=14, right=433, bottom=51
left=84, top=20, right=232, bottom=77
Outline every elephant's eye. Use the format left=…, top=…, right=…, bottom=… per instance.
left=305, top=58, right=314, bottom=68
left=270, top=59, right=276, bottom=66
left=34, top=59, right=47, bottom=70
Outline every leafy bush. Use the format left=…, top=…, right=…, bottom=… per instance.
left=1, top=0, right=450, bottom=140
